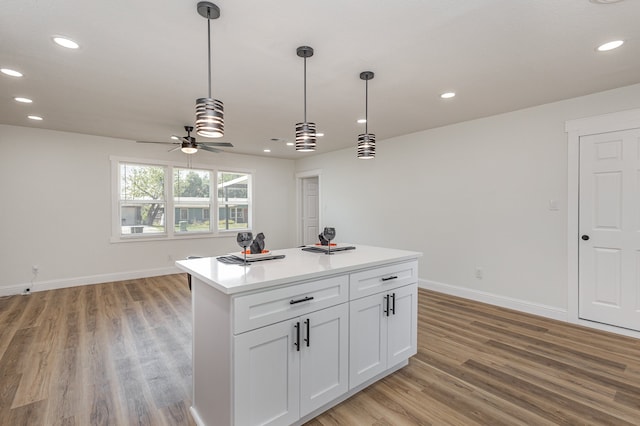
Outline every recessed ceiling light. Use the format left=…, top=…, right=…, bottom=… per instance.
left=1, top=68, right=23, bottom=77
left=597, top=40, right=624, bottom=51
left=263, top=149, right=271, bottom=153
left=53, top=36, right=80, bottom=49
left=316, top=132, right=325, bottom=137
left=440, top=92, right=456, bottom=99
left=286, top=142, right=294, bottom=146
left=14, top=97, right=33, bottom=103
left=28, top=115, right=43, bottom=121
left=357, top=119, right=367, bottom=124
left=590, top=0, right=624, bottom=4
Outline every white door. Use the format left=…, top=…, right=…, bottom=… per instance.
left=234, top=319, right=300, bottom=426
left=349, top=293, right=387, bottom=389
left=579, top=129, right=640, bottom=331
left=299, top=303, right=349, bottom=416
left=387, top=284, right=418, bottom=367
left=301, top=176, right=319, bottom=245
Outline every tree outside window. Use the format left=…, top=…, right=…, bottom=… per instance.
left=174, top=168, right=212, bottom=233
left=120, top=163, right=166, bottom=235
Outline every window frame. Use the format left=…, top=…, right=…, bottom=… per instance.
left=110, top=156, right=253, bottom=243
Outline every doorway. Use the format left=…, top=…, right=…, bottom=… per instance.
left=567, top=109, right=640, bottom=337
left=296, top=170, right=321, bottom=246
left=578, top=129, right=640, bottom=331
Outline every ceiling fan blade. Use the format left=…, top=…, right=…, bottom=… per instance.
left=199, top=145, right=223, bottom=153
left=168, top=145, right=181, bottom=152
left=199, top=142, right=234, bottom=147
left=136, top=140, right=179, bottom=145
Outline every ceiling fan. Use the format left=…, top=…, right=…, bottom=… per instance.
left=137, top=126, right=233, bottom=154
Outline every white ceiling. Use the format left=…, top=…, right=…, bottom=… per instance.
left=1, top=0, right=639, bottom=159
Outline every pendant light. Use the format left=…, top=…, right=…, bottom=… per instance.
left=357, top=71, right=375, bottom=159
left=295, top=46, right=316, bottom=152
left=195, top=2, right=224, bottom=138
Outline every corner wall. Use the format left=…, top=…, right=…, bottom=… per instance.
left=0, top=125, right=296, bottom=295
left=295, top=83, right=640, bottom=315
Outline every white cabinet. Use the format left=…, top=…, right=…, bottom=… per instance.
left=233, top=275, right=349, bottom=334
left=234, top=317, right=300, bottom=426
left=349, top=283, right=417, bottom=389
left=350, top=260, right=418, bottom=299
left=234, top=303, right=349, bottom=426
left=180, top=246, right=421, bottom=426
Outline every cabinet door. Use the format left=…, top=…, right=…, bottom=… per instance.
left=349, top=293, right=387, bottom=389
left=300, top=303, right=349, bottom=416
left=234, top=319, right=300, bottom=426
left=387, top=284, right=418, bottom=367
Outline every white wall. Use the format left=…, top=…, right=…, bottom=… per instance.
left=4, top=83, right=640, bottom=306
left=295, top=83, right=640, bottom=316
left=0, top=125, right=296, bottom=295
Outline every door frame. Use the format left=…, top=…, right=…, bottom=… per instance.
left=566, top=108, right=640, bottom=338
left=296, top=169, right=322, bottom=246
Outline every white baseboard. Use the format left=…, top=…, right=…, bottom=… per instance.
left=420, top=279, right=640, bottom=339
left=570, top=318, right=640, bottom=339
left=189, top=406, right=205, bottom=426
left=419, top=278, right=568, bottom=322
left=0, top=266, right=182, bottom=297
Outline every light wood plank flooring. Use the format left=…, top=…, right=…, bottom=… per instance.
left=1, top=275, right=639, bottom=425
left=0, top=275, right=195, bottom=426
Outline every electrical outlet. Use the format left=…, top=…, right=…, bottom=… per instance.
left=32, top=265, right=39, bottom=275
left=475, top=267, right=483, bottom=279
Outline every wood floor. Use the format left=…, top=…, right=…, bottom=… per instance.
left=1, top=276, right=639, bottom=425
left=0, top=275, right=195, bottom=426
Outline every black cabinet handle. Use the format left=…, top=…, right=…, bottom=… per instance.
left=381, top=275, right=398, bottom=282
left=304, top=319, right=310, bottom=347
left=290, top=296, right=315, bottom=305
left=383, top=294, right=389, bottom=317
left=581, top=235, right=590, bottom=241
left=294, top=322, right=300, bottom=351
left=391, top=293, right=396, bottom=315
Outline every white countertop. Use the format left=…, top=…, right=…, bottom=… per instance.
left=175, top=244, right=421, bottom=295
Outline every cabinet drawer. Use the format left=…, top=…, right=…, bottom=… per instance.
left=233, top=275, right=349, bottom=334
left=350, top=260, right=418, bottom=300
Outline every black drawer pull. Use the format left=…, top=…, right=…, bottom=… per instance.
left=304, top=319, right=310, bottom=347
left=290, top=296, right=315, bottom=305
left=381, top=275, right=398, bottom=282
left=391, top=293, right=396, bottom=315
left=294, top=322, right=300, bottom=351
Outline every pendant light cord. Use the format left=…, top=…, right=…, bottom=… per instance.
left=365, top=79, right=369, bottom=134
left=207, top=9, right=212, bottom=98
left=303, top=56, right=307, bottom=122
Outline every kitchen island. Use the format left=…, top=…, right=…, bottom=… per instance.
left=176, top=244, right=421, bottom=426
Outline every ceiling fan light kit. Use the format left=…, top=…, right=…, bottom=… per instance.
left=136, top=125, right=233, bottom=155
left=295, top=46, right=317, bottom=152
left=195, top=2, right=224, bottom=139
left=181, top=127, right=199, bottom=153
left=357, top=71, right=375, bottom=159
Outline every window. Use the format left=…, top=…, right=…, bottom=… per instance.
left=218, top=171, right=250, bottom=231
left=112, top=157, right=252, bottom=241
left=119, top=163, right=166, bottom=235
left=174, top=168, right=212, bottom=233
